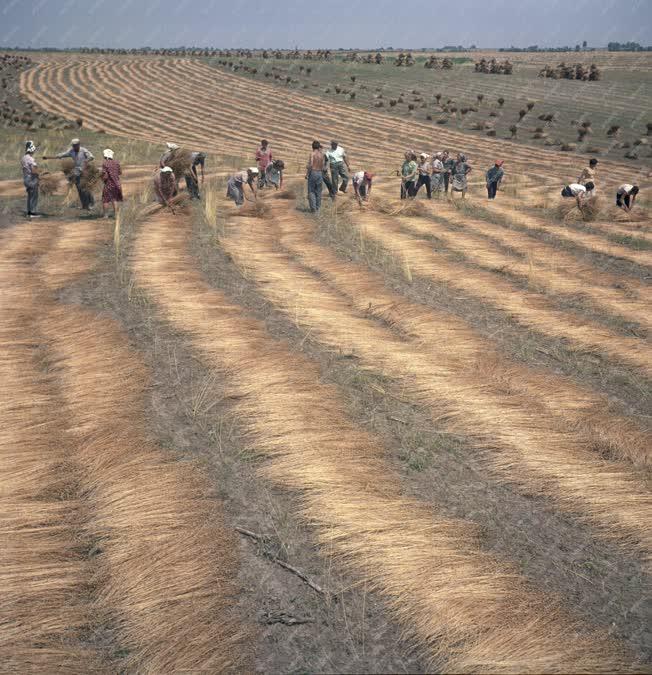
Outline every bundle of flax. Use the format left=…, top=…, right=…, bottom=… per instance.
left=38, top=172, right=61, bottom=196
left=166, top=149, right=193, bottom=180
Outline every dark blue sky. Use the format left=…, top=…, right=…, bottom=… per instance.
left=2, top=0, right=651, bottom=49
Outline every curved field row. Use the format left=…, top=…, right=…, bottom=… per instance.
left=132, top=206, right=634, bottom=673
left=483, top=198, right=652, bottom=267
left=390, top=211, right=651, bottom=330
left=415, top=198, right=651, bottom=300
left=1, top=217, right=249, bottom=671
left=261, top=197, right=651, bottom=468
left=217, top=198, right=651, bottom=557
left=348, top=210, right=652, bottom=374
left=22, top=55, right=638, bottom=184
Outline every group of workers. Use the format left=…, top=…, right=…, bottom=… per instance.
left=400, top=150, right=504, bottom=201
left=561, top=158, right=640, bottom=212
left=20, top=137, right=642, bottom=219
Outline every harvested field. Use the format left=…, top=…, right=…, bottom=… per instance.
left=1, top=45, right=651, bottom=673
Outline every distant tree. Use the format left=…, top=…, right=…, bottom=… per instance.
left=582, top=40, right=587, bottom=48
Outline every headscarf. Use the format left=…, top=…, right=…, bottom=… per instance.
left=25, top=141, right=36, bottom=154
left=103, top=148, right=114, bottom=160
left=160, top=166, right=174, bottom=174
left=166, top=142, right=179, bottom=150
left=363, top=171, right=374, bottom=181
left=495, top=159, right=504, bottom=166
left=71, top=138, right=80, bottom=145
left=248, top=167, right=259, bottom=174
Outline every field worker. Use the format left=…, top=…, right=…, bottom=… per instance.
left=326, top=140, right=350, bottom=195
left=485, top=160, right=504, bottom=200
left=160, top=142, right=179, bottom=168
left=100, top=149, right=123, bottom=219
left=306, top=140, right=326, bottom=212
left=430, top=152, right=445, bottom=196
left=255, top=139, right=272, bottom=186
left=21, top=140, right=40, bottom=218
left=400, top=151, right=418, bottom=199
left=561, top=181, right=594, bottom=208
left=450, top=153, right=472, bottom=199
left=577, top=158, right=598, bottom=193
left=44, top=138, right=95, bottom=210
left=226, top=167, right=258, bottom=206
left=185, top=151, right=206, bottom=199
left=352, top=170, right=373, bottom=203
left=414, top=153, right=432, bottom=198
left=616, top=184, right=639, bottom=212
left=441, top=150, right=455, bottom=194
left=154, top=166, right=178, bottom=213
left=265, top=159, right=285, bottom=190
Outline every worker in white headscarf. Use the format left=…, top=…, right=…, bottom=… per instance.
left=21, top=140, right=40, bottom=217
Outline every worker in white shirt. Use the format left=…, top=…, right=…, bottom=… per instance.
left=561, top=181, right=594, bottom=209
left=326, top=140, right=350, bottom=196
left=616, top=184, right=639, bottom=212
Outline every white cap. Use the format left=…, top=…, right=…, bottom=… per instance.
left=166, top=142, right=179, bottom=150
left=248, top=167, right=259, bottom=174
left=71, top=138, right=80, bottom=145
left=160, top=166, right=174, bottom=173
left=103, top=148, right=114, bottom=159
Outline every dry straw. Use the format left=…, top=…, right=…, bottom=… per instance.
left=133, top=209, right=635, bottom=673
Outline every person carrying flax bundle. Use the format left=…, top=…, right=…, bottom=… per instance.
left=450, top=153, right=472, bottom=199
left=21, top=140, right=41, bottom=218
left=561, top=181, right=594, bottom=209
left=160, top=141, right=179, bottom=168
left=305, top=140, right=326, bottom=213
left=326, top=140, right=350, bottom=196
left=226, top=167, right=258, bottom=206
left=485, top=159, right=504, bottom=200
left=255, top=139, right=272, bottom=187
left=616, top=184, right=639, bottom=212
left=352, top=170, right=373, bottom=204
left=44, top=137, right=95, bottom=210
left=414, top=153, right=432, bottom=199
left=430, top=152, right=445, bottom=196
left=154, top=166, right=178, bottom=213
left=100, top=148, right=123, bottom=219
left=400, top=151, right=418, bottom=199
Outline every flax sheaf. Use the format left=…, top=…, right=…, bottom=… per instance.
left=219, top=205, right=651, bottom=560
left=0, top=225, right=100, bottom=671
left=352, top=210, right=652, bottom=376
left=133, top=209, right=634, bottom=673
left=34, top=218, right=250, bottom=673
left=270, top=199, right=651, bottom=468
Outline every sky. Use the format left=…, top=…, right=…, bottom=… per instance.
left=1, top=0, right=651, bottom=50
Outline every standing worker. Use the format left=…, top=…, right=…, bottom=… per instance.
left=226, top=167, right=258, bottom=206
left=326, top=140, right=350, bottom=196
left=400, top=151, right=418, bottom=199
left=100, top=149, right=123, bottom=219
left=441, top=150, right=455, bottom=195
left=450, top=153, right=472, bottom=199
left=414, top=153, right=432, bottom=198
left=21, top=140, right=40, bottom=218
left=255, top=140, right=273, bottom=187
left=306, top=140, right=326, bottom=212
left=185, top=151, right=206, bottom=199
left=44, top=138, right=95, bottom=210
left=577, top=158, right=598, bottom=194
left=430, top=152, right=445, bottom=196
left=485, top=160, right=504, bottom=200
